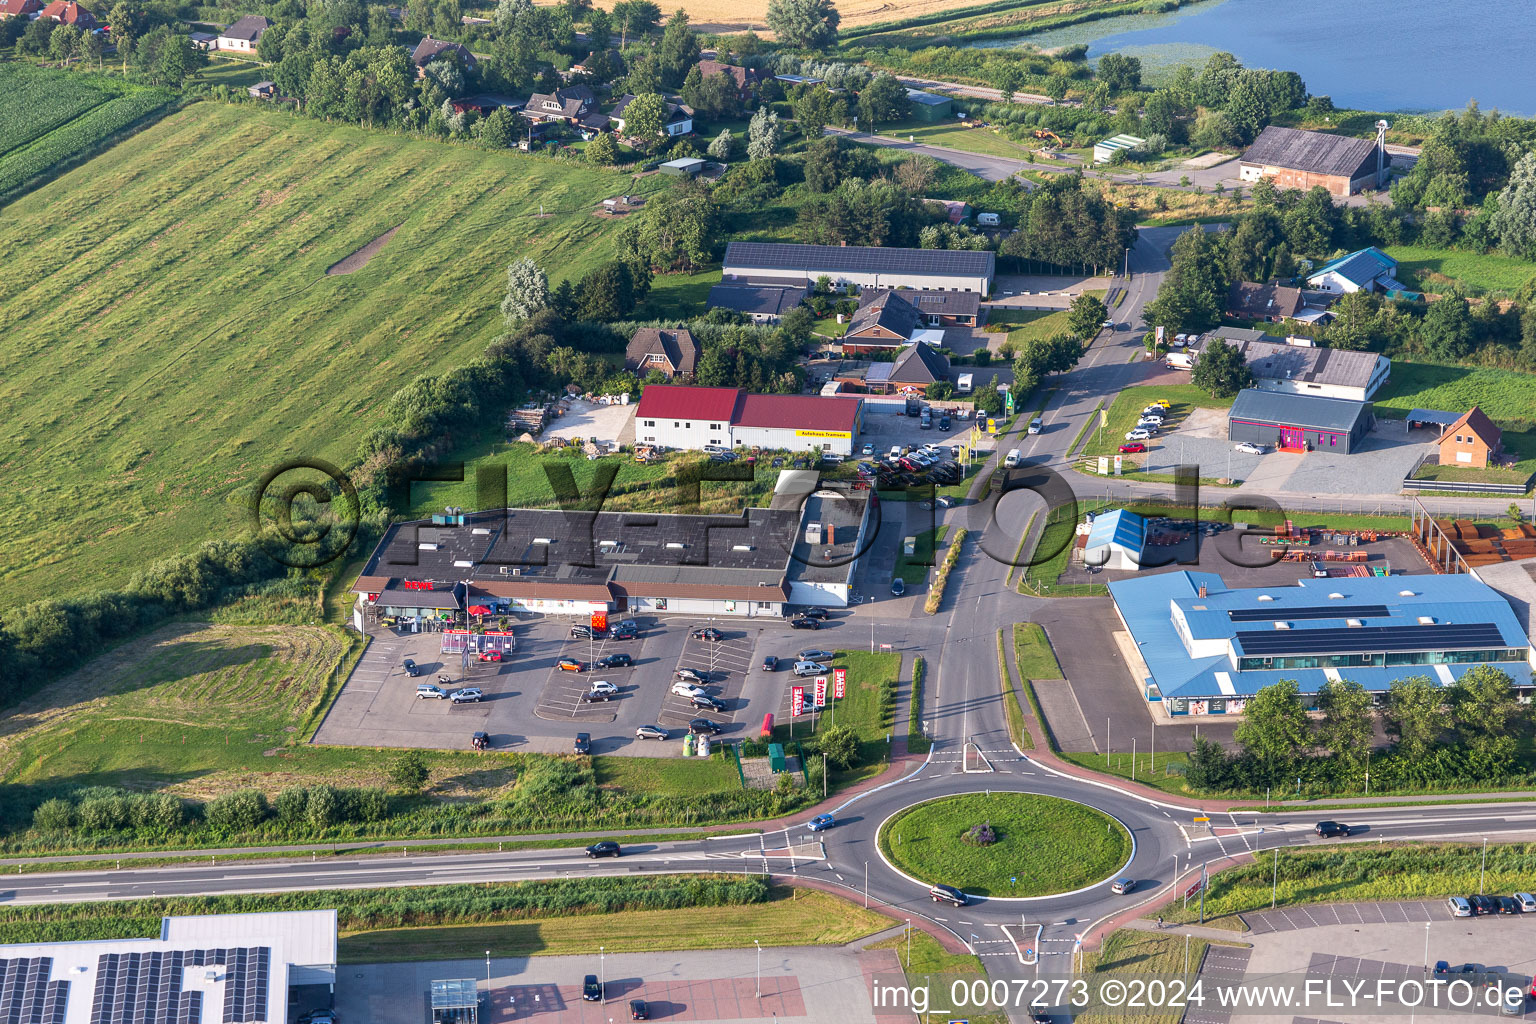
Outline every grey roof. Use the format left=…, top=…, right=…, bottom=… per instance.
left=625, top=327, right=700, bottom=374
left=906, top=89, right=951, bottom=106
left=847, top=289, right=923, bottom=341
left=888, top=343, right=949, bottom=384
left=1228, top=281, right=1302, bottom=319
left=1218, top=337, right=1387, bottom=391
left=1228, top=389, right=1371, bottom=433
left=708, top=283, right=808, bottom=317
left=526, top=84, right=592, bottom=117
left=1407, top=408, right=1464, bottom=425
left=1307, top=247, right=1399, bottom=288
left=1211, top=326, right=1269, bottom=344
left=1241, top=126, right=1378, bottom=178
left=723, top=242, right=994, bottom=281
left=411, top=35, right=475, bottom=66
left=220, top=14, right=270, bottom=40
left=905, top=289, right=980, bottom=318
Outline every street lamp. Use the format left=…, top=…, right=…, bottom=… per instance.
left=754, top=939, right=761, bottom=998
left=905, top=920, right=911, bottom=969
left=484, top=950, right=490, bottom=991
left=1480, top=837, right=1488, bottom=895
left=600, top=945, right=605, bottom=1003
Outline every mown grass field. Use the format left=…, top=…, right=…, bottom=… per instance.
left=1080, top=384, right=1235, bottom=459
left=1384, top=245, right=1536, bottom=296
left=878, top=792, right=1130, bottom=896
left=0, top=102, right=665, bottom=611
left=1374, top=362, right=1536, bottom=482
left=867, top=927, right=1007, bottom=1024
left=1077, top=930, right=1222, bottom=1024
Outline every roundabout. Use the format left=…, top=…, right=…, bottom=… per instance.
left=876, top=791, right=1134, bottom=898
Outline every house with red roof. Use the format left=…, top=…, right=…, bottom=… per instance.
left=40, top=0, right=96, bottom=27
left=1437, top=406, right=1503, bottom=469
left=0, top=0, right=43, bottom=19
left=634, top=384, right=864, bottom=455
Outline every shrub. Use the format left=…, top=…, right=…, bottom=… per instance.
left=305, top=785, right=340, bottom=828
left=962, top=821, right=997, bottom=846
left=355, top=788, right=389, bottom=822
left=130, top=794, right=184, bottom=831
left=388, top=750, right=431, bottom=793
left=274, top=786, right=309, bottom=823
left=32, top=799, right=73, bottom=831
left=205, top=790, right=269, bottom=831
left=77, top=796, right=129, bottom=832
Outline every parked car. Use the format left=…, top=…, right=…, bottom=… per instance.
left=671, top=681, right=707, bottom=698
left=861, top=443, right=876, bottom=456
left=798, top=650, right=833, bottom=662
left=1140, top=405, right=1165, bottom=418
left=1516, top=892, right=1536, bottom=912
left=936, top=494, right=954, bottom=508
left=928, top=884, right=967, bottom=906
left=582, top=975, right=602, bottom=1002
left=614, top=619, right=639, bottom=633
left=690, top=694, right=725, bottom=712
left=691, top=627, right=725, bottom=642
left=587, top=681, right=618, bottom=695
left=1135, top=418, right=1163, bottom=430
left=415, top=684, right=448, bottom=700
left=449, top=687, right=483, bottom=704
left=635, top=724, right=668, bottom=741
left=610, top=626, right=637, bottom=640
left=1447, top=896, right=1473, bottom=917
left=939, top=415, right=951, bottom=431
left=793, top=661, right=828, bottom=676
left=1125, top=428, right=1153, bottom=441
left=477, top=650, right=502, bottom=663
left=689, top=718, right=721, bottom=735
left=762, top=655, right=779, bottom=672
left=800, top=607, right=831, bottom=620
left=557, top=658, right=585, bottom=672
left=598, top=653, right=632, bottom=668
left=401, top=658, right=419, bottom=677
left=299, top=1011, right=338, bottom=1024
left=1234, top=441, right=1266, bottom=455
left=585, top=841, right=621, bottom=858
left=573, top=732, right=591, bottom=754
left=790, top=617, right=821, bottom=630
left=1110, top=878, right=1135, bottom=895
left=1314, top=821, right=1349, bottom=837
left=570, top=624, right=601, bottom=640
left=629, top=999, right=649, bottom=1021
left=1470, top=894, right=1499, bottom=915
left=675, top=667, right=708, bottom=684
left=580, top=690, right=612, bottom=703
left=1151, top=399, right=1171, bottom=409
left=891, top=578, right=906, bottom=596
left=470, top=731, right=489, bottom=750
left=1497, top=896, right=1521, bottom=914
left=1118, top=442, right=1146, bottom=454
left=807, top=814, right=835, bottom=832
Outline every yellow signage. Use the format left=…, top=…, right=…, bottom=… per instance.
left=795, top=429, right=852, bottom=439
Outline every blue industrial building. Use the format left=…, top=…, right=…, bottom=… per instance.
left=1108, top=571, right=1534, bottom=716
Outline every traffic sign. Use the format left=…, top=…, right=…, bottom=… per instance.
left=1194, top=816, right=1210, bottom=823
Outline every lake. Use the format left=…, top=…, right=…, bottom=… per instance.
left=984, top=0, right=1536, bottom=117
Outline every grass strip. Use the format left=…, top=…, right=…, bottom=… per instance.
left=1077, top=930, right=1217, bottom=1024
left=1068, top=400, right=1104, bottom=458
left=1012, top=624, right=1058, bottom=751
left=924, top=527, right=968, bottom=613
left=867, top=928, right=1008, bottom=1024
left=996, top=629, right=1031, bottom=752
left=1004, top=509, right=1038, bottom=587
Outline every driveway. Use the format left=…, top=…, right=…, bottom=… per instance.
left=823, top=127, right=1028, bottom=183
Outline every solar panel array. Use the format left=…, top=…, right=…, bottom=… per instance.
left=1228, top=603, right=1390, bottom=622
left=724, top=242, right=994, bottom=278
left=91, top=949, right=270, bottom=1024
left=1235, top=622, right=1506, bottom=657
left=0, top=958, right=69, bottom=1024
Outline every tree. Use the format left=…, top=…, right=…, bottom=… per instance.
left=1314, top=677, right=1373, bottom=773
left=707, top=128, right=735, bottom=160
left=1234, top=678, right=1310, bottom=782
left=16, top=16, right=54, bottom=55
left=501, top=258, right=549, bottom=323
left=818, top=723, right=859, bottom=768
left=1324, top=290, right=1382, bottom=351
left=576, top=260, right=637, bottom=321
left=478, top=107, right=518, bottom=149
left=1226, top=208, right=1282, bottom=282
left=1492, top=151, right=1536, bottom=259
left=1383, top=675, right=1440, bottom=760
left=610, top=0, right=660, bottom=44
left=857, top=72, right=909, bottom=128
left=154, top=34, right=203, bottom=88
left=48, top=22, right=81, bottom=61
left=657, top=8, right=698, bottom=87
left=926, top=380, right=954, bottom=400
left=747, top=106, right=780, bottom=160
left=1190, top=336, right=1255, bottom=398
left=1066, top=293, right=1109, bottom=340
left=894, top=154, right=937, bottom=195
left=388, top=750, right=431, bottom=792
left=1450, top=665, right=1522, bottom=756
left=107, top=0, right=145, bottom=66
left=1143, top=226, right=1229, bottom=334
left=765, top=0, right=839, bottom=49
left=793, top=83, right=845, bottom=138
left=620, top=92, right=667, bottom=149
left=993, top=65, right=1024, bottom=105
left=1418, top=295, right=1474, bottom=360
left=972, top=379, right=1002, bottom=415
left=615, top=188, right=721, bottom=271
left=1096, top=52, right=1141, bottom=93
left=1142, top=88, right=1186, bottom=142
left=585, top=129, right=618, bottom=164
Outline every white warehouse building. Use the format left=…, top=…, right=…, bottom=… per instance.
left=721, top=241, right=994, bottom=296
left=634, top=385, right=864, bottom=456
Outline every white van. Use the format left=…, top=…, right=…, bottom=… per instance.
left=976, top=212, right=1001, bottom=227
left=1003, top=449, right=1022, bottom=468
left=1028, top=418, right=1043, bottom=434
left=957, top=373, right=973, bottom=394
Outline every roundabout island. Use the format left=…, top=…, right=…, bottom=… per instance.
left=877, top=792, right=1133, bottom=898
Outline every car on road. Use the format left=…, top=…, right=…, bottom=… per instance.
left=635, top=724, right=668, bottom=741
left=415, top=684, right=448, bottom=700
left=573, top=732, right=590, bottom=754
left=1314, top=821, right=1350, bottom=837
left=807, top=814, right=835, bottom=832
left=690, top=693, right=725, bottom=712
left=689, top=718, right=721, bottom=735
left=936, top=494, right=955, bottom=508
left=580, top=690, right=612, bottom=703
left=1118, top=442, right=1146, bottom=454
left=790, top=616, right=821, bottom=630
left=1003, top=448, right=1022, bottom=468
left=861, top=443, right=875, bottom=456
left=585, top=841, right=621, bottom=858
left=1517, top=892, right=1536, bottom=912
left=1447, top=896, right=1473, bottom=917
left=1110, top=878, right=1135, bottom=895
left=557, top=658, right=585, bottom=672
left=891, top=578, right=906, bottom=596
left=939, top=415, right=951, bottom=431
left=570, top=624, right=602, bottom=640
left=691, top=627, right=725, bottom=642
left=762, top=655, right=779, bottom=672
left=449, top=687, right=483, bottom=704
left=1125, top=428, right=1153, bottom=441
left=793, top=661, right=828, bottom=676
left=587, top=681, right=618, bottom=695
left=1497, top=896, right=1521, bottom=914
left=671, top=680, right=707, bottom=698
left=1028, top=418, right=1043, bottom=434
left=598, top=653, right=633, bottom=668
left=799, top=607, right=831, bottom=620
left=401, top=658, right=419, bottom=677
left=1234, top=441, right=1267, bottom=455
left=582, top=975, right=602, bottom=1002
left=928, top=884, right=967, bottom=906
left=1470, top=894, right=1499, bottom=915
left=675, top=667, right=708, bottom=684
left=798, top=650, right=833, bottom=662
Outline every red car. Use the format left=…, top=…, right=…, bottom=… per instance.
left=557, top=658, right=585, bottom=672
left=478, top=651, right=502, bottom=662
left=1118, top=442, right=1147, bottom=454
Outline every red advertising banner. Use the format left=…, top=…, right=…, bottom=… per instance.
left=814, top=676, right=827, bottom=708
left=791, top=686, right=805, bottom=717
left=833, top=667, right=847, bottom=699
left=402, top=580, right=434, bottom=590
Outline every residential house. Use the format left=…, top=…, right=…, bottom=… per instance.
left=215, top=13, right=269, bottom=50
left=610, top=94, right=694, bottom=138
left=905, top=290, right=980, bottom=328
left=706, top=283, right=808, bottom=324
left=695, top=58, right=760, bottom=98
left=887, top=343, right=950, bottom=394
left=1438, top=406, right=1503, bottom=469
left=722, top=242, right=994, bottom=295
left=1227, top=281, right=1303, bottom=322
left=410, top=35, right=477, bottom=76
left=1304, top=247, right=1405, bottom=295
left=625, top=328, right=701, bottom=379
left=0, top=0, right=42, bottom=18
left=524, top=84, right=597, bottom=124
left=841, top=290, right=932, bottom=355
left=40, top=0, right=95, bottom=25
left=1239, top=125, right=1387, bottom=197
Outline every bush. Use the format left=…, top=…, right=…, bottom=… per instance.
left=77, top=796, right=129, bottom=832
left=32, top=799, right=73, bottom=831
left=206, top=790, right=269, bottom=831
left=388, top=750, right=430, bottom=793
left=130, top=794, right=184, bottom=831
left=305, top=785, right=340, bottom=828
left=962, top=821, right=997, bottom=846
left=274, top=786, right=309, bottom=823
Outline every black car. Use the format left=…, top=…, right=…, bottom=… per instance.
left=891, top=578, right=906, bottom=596
left=789, top=617, right=820, bottom=630
left=586, top=841, right=621, bottom=858
left=692, top=627, right=725, bottom=642
left=629, top=999, right=648, bottom=1020
left=799, top=607, right=831, bottom=620
left=762, top=655, right=779, bottom=672
left=689, top=718, right=722, bottom=735
left=1314, top=821, right=1349, bottom=837
left=580, top=691, right=612, bottom=703
left=573, top=732, right=591, bottom=754
left=598, top=653, right=633, bottom=668
left=1497, top=896, right=1521, bottom=914
left=610, top=627, right=637, bottom=640
left=1470, top=894, right=1499, bottom=915
left=570, top=624, right=601, bottom=640
left=401, top=658, right=419, bottom=677
left=928, top=884, right=967, bottom=906
left=299, top=1011, right=338, bottom=1024
left=582, top=975, right=602, bottom=1001
left=691, top=694, right=725, bottom=712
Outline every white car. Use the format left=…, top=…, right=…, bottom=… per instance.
left=888, top=445, right=903, bottom=458
left=1234, top=442, right=1267, bottom=455
left=1517, top=892, right=1536, bottom=912
left=449, top=687, right=483, bottom=704
left=1003, top=448, right=1022, bottom=468
left=793, top=660, right=828, bottom=676
left=1447, top=895, right=1472, bottom=917
left=670, top=681, right=707, bottom=699
left=587, top=680, right=618, bottom=696
left=1125, top=428, right=1153, bottom=442
left=1135, top=418, right=1162, bottom=430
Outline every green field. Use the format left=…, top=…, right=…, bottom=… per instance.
left=883, top=117, right=1037, bottom=160
left=1374, top=362, right=1536, bottom=482
left=0, top=65, right=122, bottom=156
left=0, top=102, right=664, bottom=610
left=1078, top=930, right=1220, bottom=1024
left=1384, top=245, right=1536, bottom=296
left=877, top=792, right=1130, bottom=896
left=867, top=927, right=1007, bottom=1024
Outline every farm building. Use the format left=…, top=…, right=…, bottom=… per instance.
left=722, top=242, right=994, bottom=295
left=707, top=282, right=809, bottom=323
left=1093, top=134, right=1144, bottom=163
left=905, top=89, right=955, bottom=121
left=1239, top=126, right=1387, bottom=197
left=1227, top=388, right=1374, bottom=454
left=658, top=156, right=705, bottom=176
left=1304, top=247, right=1406, bottom=295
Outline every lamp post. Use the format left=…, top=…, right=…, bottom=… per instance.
left=600, top=946, right=605, bottom=1003
left=484, top=950, right=490, bottom=991
left=1480, top=837, right=1488, bottom=895
left=906, top=920, right=911, bottom=969
left=755, top=939, right=761, bottom=997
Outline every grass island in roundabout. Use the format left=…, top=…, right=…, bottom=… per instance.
left=877, top=792, right=1132, bottom=898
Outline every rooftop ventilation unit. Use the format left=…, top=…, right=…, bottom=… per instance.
left=1274, top=622, right=1290, bottom=629
left=666, top=542, right=686, bottom=549
left=1346, top=618, right=1363, bottom=627
left=1418, top=616, right=1435, bottom=625
left=1400, top=590, right=1415, bottom=597
left=733, top=544, right=755, bottom=551
left=472, top=528, right=491, bottom=535
left=1257, top=594, right=1273, bottom=602
left=453, top=560, right=472, bottom=568
left=533, top=537, right=552, bottom=545
left=1328, top=592, right=1344, bottom=600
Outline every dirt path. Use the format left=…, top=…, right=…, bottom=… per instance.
left=326, top=224, right=401, bottom=276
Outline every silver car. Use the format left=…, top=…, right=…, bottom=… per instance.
left=449, top=687, right=483, bottom=704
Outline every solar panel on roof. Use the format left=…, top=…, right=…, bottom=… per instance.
left=1236, top=622, right=1506, bottom=656
left=1228, top=603, right=1389, bottom=622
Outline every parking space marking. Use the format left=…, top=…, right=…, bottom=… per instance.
left=658, top=626, right=756, bottom=728
left=532, top=633, right=639, bottom=722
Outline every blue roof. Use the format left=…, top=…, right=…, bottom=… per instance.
left=1085, top=509, right=1146, bottom=557
left=1307, top=247, right=1397, bottom=288
left=1109, top=571, right=1532, bottom=700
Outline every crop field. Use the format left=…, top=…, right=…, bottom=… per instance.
left=0, top=65, right=122, bottom=156
left=593, top=0, right=1045, bottom=33
left=1384, top=244, right=1536, bottom=296
left=0, top=102, right=663, bottom=610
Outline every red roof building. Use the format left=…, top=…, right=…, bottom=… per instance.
left=40, top=0, right=96, bottom=26
left=0, top=0, right=43, bottom=17
left=735, top=393, right=861, bottom=434
left=636, top=384, right=741, bottom=424
left=635, top=384, right=864, bottom=455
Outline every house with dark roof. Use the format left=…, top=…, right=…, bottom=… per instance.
left=707, top=282, right=808, bottom=323
left=610, top=94, right=693, bottom=138
left=625, top=328, right=700, bottom=379
left=1438, top=406, right=1503, bottom=469
left=907, top=289, right=980, bottom=327
left=886, top=343, right=950, bottom=393
left=695, top=58, right=761, bottom=98
left=722, top=242, right=994, bottom=295
left=523, top=84, right=595, bottom=123
left=0, top=0, right=42, bottom=18
left=1227, top=281, right=1303, bottom=322
left=1305, top=247, right=1405, bottom=295
left=1227, top=388, right=1373, bottom=454
left=410, top=35, right=477, bottom=75
left=1239, top=125, right=1387, bottom=196
left=215, top=13, right=269, bottom=49
left=841, top=290, right=927, bottom=354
